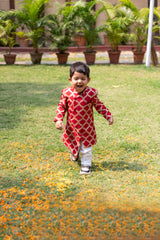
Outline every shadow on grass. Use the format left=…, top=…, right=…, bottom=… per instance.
left=0, top=82, right=65, bottom=129
left=92, top=160, right=147, bottom=172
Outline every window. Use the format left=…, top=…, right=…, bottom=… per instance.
left=10, top=0, right=15, bottom=9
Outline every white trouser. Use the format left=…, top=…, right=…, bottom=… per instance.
left=80, top=143, right=92, bottom=167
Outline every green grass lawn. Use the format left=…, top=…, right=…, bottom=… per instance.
left=0, top=64, right=160, bottom=239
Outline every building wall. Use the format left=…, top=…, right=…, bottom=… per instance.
left=2, top=0, right=160, bottom=11
left=15, top=0, right=23, bottom=9
left=47, top=0, right=158, bottom=11
left=0, top=0, right=9, bottom=10
left=1, top=0, right=160, bottom=44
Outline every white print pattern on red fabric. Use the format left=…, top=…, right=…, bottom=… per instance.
left=54, top=86, right=112, bottom=158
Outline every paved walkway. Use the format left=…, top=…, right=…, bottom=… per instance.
left=0, top=51, right=160, bottom=65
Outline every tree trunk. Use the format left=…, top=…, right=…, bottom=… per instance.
left=148, top=0, right=160, bottom=45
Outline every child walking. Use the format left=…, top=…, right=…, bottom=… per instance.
left=54, top=62, right=113, bottom=174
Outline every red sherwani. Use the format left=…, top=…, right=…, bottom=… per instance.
left=54, top=86, right=112, bottom=158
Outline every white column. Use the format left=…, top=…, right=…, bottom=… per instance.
left=146, top=0, right=155, bottom=67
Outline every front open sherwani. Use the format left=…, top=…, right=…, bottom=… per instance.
left=54, top=86, right=112, bottom=158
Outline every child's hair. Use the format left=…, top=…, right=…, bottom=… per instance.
left=70, top=62, right=90, bottom=78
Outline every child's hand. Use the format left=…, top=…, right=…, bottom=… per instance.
left=108, top=116, right=114, bottom=125
left=55, top=121, right=64, bottom=130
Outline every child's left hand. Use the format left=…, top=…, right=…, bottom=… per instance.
left=108, top=116, right=114, bottom=125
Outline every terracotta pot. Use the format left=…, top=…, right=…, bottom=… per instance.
left=4, top=54, right=16, bottom=64
left=18, top=37, right=29, bottom=47
left=84, top=51, right=96, bottom=65
left=56, top=53, right=69, bottom=64
left=74, top=35, right=86, bottom=46
left=133, top=51, right=145, bottom=64
left=108, top=50, right=121, bottom=64
left=104, top=35, right=110, bottom=46
left=30, top=52, right=43, bottom=64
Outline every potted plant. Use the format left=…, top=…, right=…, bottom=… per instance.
left=101, top=1, right=131, bottom=64
left=120, top=0, right=150, bottom=64
left=17, top=25, right=29, bottom=47
left=74, top=0, right=104, bottom=65
left=46, top=3, right=78, bottom=64
left=0, top=19, right=18, bottom=64
left=16, top=0, right=49, bottom=64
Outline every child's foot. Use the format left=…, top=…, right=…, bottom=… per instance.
left=70, top=153, right=79, bottom=161
left=80, top=166, right=91, bottom=175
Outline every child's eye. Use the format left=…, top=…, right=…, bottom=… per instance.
left=73, top=77, right=86, bottom=81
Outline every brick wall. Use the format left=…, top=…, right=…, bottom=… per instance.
left=108, top=0, right=160, bottom=8
left=109, top=0, right=160, bottom=8
left=1, top=0, right=160, bottom=12
left=1, top=0, right=160, bottom=45
left=0, top=0, right=9, bottom=10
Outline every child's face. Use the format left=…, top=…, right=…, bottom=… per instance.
left=69, top=71, right=90, bottom=93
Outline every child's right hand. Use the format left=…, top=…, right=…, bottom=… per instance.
left=55, top=121, right=64, bottom=130
left=108, top=116, right=114, bottom=125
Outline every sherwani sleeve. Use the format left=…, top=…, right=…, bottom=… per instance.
left=54, top=90, right=67, bottom=122
left=92, top=90, right=112, bottom=121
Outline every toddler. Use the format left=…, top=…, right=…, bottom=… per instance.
left=54, top=62, right=113, bottom=174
